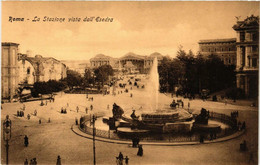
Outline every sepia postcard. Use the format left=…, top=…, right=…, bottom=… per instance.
left=1, top=1, right=259, bottom=165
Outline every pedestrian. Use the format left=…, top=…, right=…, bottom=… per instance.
left=137, top=145, right=143, bottom=156
left=17, top=110, right=20, bottom=117
left=76, top=106, right=79, bottom=113
left=85, top=107, right=88, bottom=114
left=46, top=100, right=48, bottom=105
left=33, top=158, right=37, bottom=165
left=125, top=156, right=129, bottom=165
left=24, top=158, right=28, bottom=165
left=90, top=105, right=93, bottom=110
left=118, top=152, right=124, bottom=165
left=24, top=135, right=29, bottom=147
left=39, top=119, right=41, bottom=124
left=107, top=104, right=110, bottom=110
left=34, top=110, right=37, bottom=116
left=48, top=118, right=51, bottom=123
left=27, top=114, right=30, bottom=120
left=75, top=118, right=78, bottom=125
left=56, top=155, right=61, bottom=165
left=29, top=159, right=33, bottom=165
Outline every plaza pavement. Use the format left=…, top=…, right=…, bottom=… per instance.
left=1, top=76, right=258, bottom=165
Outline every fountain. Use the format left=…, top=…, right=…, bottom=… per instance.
left=99, top=56, right=221, bottom=139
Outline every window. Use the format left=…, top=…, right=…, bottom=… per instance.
left=252, top=33, right=258, bottom=41
left=252, top=46, right=258, bottom=52
left=215, top=48, right=217, bottom=52
left=228, top=48, right=231, bottom=51
left=240, top=32, right=245, bottom=42
left=252, top=58, right=257, bottom=67
left=27, top=67, right=30, bottom=74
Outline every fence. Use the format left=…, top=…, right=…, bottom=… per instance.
left=79, top=111, right=239, bottom=142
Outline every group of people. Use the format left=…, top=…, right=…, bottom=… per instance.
left=60, top=108, right=67, bottom=114
left=116, top=152, right=129, bottom=165
left=24, top=155, right=61, bottom=165
left=24, top=158, right=37, bottom=165
left=17, top=110, right=25, bottom=117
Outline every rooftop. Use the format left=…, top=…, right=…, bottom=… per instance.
left=2, top=42, right=20, bottom=46
left=198, top=38, right=236, bottom=44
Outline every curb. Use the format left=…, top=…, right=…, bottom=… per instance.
left=71, top=124, right=245, bottom=146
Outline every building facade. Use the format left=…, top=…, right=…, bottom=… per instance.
left=1, top=42, right=19, bottom=101
left=90, top=52, right=165, bottom=74
left=198, top=38, right=237, bottom=65
left=90, top=54, right=118, bottom=69
left=233, top=15, right=259, bottom=98
left=18, top=54, right=36, bottom=85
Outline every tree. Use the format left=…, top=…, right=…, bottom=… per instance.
left=64, top=69, right=83, bottom=90
left=83, top=69, right=94, bottom=88
left=94, top=65, right=114, bottom=88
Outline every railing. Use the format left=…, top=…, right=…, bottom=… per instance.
left=79, top=111, right=241, bottom=142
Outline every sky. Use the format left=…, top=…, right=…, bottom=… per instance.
left=2, top=1, right=259, bottom=61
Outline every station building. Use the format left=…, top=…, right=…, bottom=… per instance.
left=90, top=52, right=165, bottom=74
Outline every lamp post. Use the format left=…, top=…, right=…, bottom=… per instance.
left=90, top=114, right=97, bottom=165
left=3, top=115, right=11, bottom=165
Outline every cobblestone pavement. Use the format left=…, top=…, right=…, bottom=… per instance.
left=1, top=77, right=258, bottom=165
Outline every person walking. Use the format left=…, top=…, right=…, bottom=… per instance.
left=56, top=155, right=61, bottom=165
left=24, top=135, right=29, bottom=147
left=24, top=159, right=28, bottom=165
left=137, top=145, right=143, bottom=156
left=33, top=158, right=37, bottom=165
left=125, top=156, right=129, bottom=165
left=118, top=152, right=124, bottom=165
left=27, top=114, right=30, bottom=120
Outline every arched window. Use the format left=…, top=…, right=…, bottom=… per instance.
left=27, top=67, right=30, bottom=74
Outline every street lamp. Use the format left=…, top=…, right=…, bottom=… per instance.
left=90, top=114, right=97, bottom=165
left=3, top=115, right=11, bottom=165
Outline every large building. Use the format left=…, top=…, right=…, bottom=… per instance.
left=1, top=42, right=67, bottom=101
left=18, top=54, right=67, bottom=83
left=89, top=52, right=165, bottom=74
left=233, top=15, right=259, bottom=98
left=1, top=42, right=20, bottom=101
left=198, top=38, right=237, bottom=65
left=90, top=54, right=118, bottom=69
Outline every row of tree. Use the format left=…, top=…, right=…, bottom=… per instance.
left=158, top=46, right=236, bottom=95
left=31, top=64, right=114, bottom=96
left=64, top=64, right=114, bottom=90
